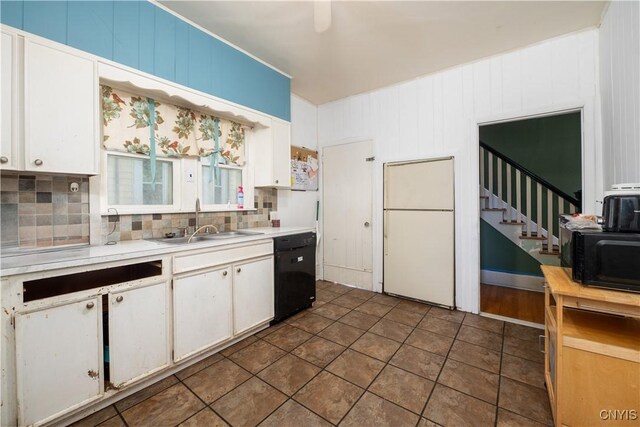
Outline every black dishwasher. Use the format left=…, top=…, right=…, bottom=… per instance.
left=273, top=232, right=316, bottom=323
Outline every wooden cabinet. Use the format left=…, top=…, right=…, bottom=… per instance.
left=15, top=296, right=103, bottom=426
left=1, top=30, right=19, bottom=170
left=173, top=266, right=233, bottom=361
left=542, top=266, right=640, bottom=427
left=23, top=39, right=98, bottom=174
left=108, top=282, right=170, bottom=387
left=233, top=256, right=275, bottom=334
left=254, top=119, right=291, bottom=188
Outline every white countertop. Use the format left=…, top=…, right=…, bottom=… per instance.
left=0, top=227, right=316, bottom=277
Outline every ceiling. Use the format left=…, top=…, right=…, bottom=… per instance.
left=159, top=1, right=606, bottom=105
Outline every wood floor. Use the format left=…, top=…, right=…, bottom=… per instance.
left=480, top=284, right=545, bottom=324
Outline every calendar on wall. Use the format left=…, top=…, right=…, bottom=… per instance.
left=290, top=146, right=319, bottom=191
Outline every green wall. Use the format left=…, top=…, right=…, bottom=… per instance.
left=480, top=219, right=543, bottom=277
left=480, top=111, right=582, bottom=198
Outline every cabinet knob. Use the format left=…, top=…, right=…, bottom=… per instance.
left=275, top=179, right=279, bottom=184
left=236, top=268, right=241, bottom=273
left=34, top=159, right=43, bottom=166
left=364, top=221, right=370, bottom=227
left=222, top=270, right=228, bottom=276
left=86, top=302, right=95, bottom=309
left=116, top=295, right=124, bottom=303
left=0, top=156, right=8, bottom=164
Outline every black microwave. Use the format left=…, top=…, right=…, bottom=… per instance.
left=563, top=230, right=640, bottom=292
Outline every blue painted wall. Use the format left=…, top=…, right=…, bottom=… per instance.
left=0, top=0, right=291, bottom=121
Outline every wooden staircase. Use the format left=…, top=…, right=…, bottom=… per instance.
left=479, top=142, right=580, bottom=260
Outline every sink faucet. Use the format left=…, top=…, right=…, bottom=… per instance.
left=188, top=224, right=219, bottom=243
left=195, top=198, right=201, bottom=230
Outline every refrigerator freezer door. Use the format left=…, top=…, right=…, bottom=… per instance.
left=384, top=158, right=454, bottom=210
left=384, top=210, right=454, bottom=307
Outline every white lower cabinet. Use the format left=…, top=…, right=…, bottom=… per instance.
left=108, top=282, right=170, bottom=388
left=173, top=266, right=233, bottom=361
left=233, top=256, right=275, bottom=335
left=15, top=297, right=103, bottom=426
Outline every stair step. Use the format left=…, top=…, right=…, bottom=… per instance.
left=542, top=243, right=560, bottom=251
left=482, top=208, right=506, bottom=212
left=480, top=196, right=489, bottom=199
left=499, top=221, right=523, bottom=226
left=540, top=249, right=560, bottom=256
left=520, top=234, right=546, bottom=240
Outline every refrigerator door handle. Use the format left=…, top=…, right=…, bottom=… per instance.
left=384, top=211, right=389, bottom=255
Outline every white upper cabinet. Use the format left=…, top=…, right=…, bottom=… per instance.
left=253, top=119, right=291, bottom=188
left=1, top=30, right=18, bottom=170
left=24, top=39, right=98, bottom=174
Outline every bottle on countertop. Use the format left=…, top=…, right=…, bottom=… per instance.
left=237, top=186, right=244, bottom=209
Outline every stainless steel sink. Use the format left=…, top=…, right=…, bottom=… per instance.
left=148, top=230, right=264, bottom=245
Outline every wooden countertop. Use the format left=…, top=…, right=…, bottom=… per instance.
left=541, top=266, right=640, bottom=308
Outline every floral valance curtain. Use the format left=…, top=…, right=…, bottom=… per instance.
left=101, top=85, right=247, bottom=166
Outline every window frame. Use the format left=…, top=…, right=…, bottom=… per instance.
left=198, top=155, right=251, bottom=212
left=100, top=149, right=182, bottom=215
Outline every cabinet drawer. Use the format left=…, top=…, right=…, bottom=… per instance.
left=173, top=240, right=273, bottom=274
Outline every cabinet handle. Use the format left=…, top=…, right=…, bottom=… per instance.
left=86, top=302, right=95, bottom=309
left=222, top=270, right=228, bottom=276
left=539, top=335, right=545, bottom=353
left=236, top=268, right=241, bottom=273
left=116, top=296, right=124, bottom=303
left=34, top=159, right=43, bottom=166
left=0, top=156, right=8, bottom=164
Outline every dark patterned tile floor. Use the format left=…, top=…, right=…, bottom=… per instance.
left=75, top=281, right=551, bottom=427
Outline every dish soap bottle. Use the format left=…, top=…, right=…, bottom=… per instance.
left=237, top=186, right=244, bottom=209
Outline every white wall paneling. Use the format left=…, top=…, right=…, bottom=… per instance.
left=599, top=1, right=640, bottom=189
left=318, top=29, right=602, bottom=313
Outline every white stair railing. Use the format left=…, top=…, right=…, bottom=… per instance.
left=479, top=145, right=580, bottom=253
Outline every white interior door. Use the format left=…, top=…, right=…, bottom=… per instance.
left=323, top=141, right=373, bottom=289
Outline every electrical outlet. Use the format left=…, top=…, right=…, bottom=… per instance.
left=69, top=182, right=79, bottom=192
left=186, top=170, right=194, bottom=183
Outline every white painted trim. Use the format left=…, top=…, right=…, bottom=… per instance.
left=480, top=312, right=544, bottom=330
left=481, top=269, right=545, bottom=293
left=150, top=1, right=291, bottom=79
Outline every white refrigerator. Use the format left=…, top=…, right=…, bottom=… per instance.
left=383, top=157, right=455, bottom=308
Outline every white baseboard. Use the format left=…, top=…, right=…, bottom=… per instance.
left=481, top=269, right=545, bottom=293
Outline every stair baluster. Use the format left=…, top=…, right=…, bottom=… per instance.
left=526, top=176, right=532, bottom=237
left=547, top=190, right=553, bottom=252
left=537, top=183, right=543, bottom=236
left=506, top=164, right=512, bottom=222
left=497, top=157, right=503, bottom=211
left=515, top=169, right=522, bottom=223
left=488, top=151, right=493, bottom=209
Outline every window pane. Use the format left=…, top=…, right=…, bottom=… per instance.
left=108, top=156, right=173, bottom=205
left=202, top=166, right=242, bottom=205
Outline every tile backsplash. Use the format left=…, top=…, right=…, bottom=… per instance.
left=101, top=188, right=277, bottom=244
left=1, top=173, right=90, bottom=248
left=0, top=173, right=277, bottom=248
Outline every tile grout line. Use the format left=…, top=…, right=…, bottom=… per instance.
left=494, top=321, right=507, bottom=427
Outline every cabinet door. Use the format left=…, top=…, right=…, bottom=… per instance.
left=15, top=297, right=102, bottom=426
left=233, top=256, right=274, bottom=334
left=271, top=120, right=291, bottom=188
left=174, top=266, right=233, bottom=361
left=24, top=39, right=97, bottom=174
left=109, top=282, right=170, bottom=387
left=1, top=31, right=18, bottom=170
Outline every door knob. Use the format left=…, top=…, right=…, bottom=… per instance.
left=223, top=270, right=228, bottom=276
left=364, top=221, right=370, bottom=227
left=0, top=156, right=8, bottom=164
left=115, top=295, right=124, bottom=303
left=34, top=159, right=43, bottom=166
left=236, top=268, right=241, bottom=273
left=86, top=302, right=95, bottom=309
